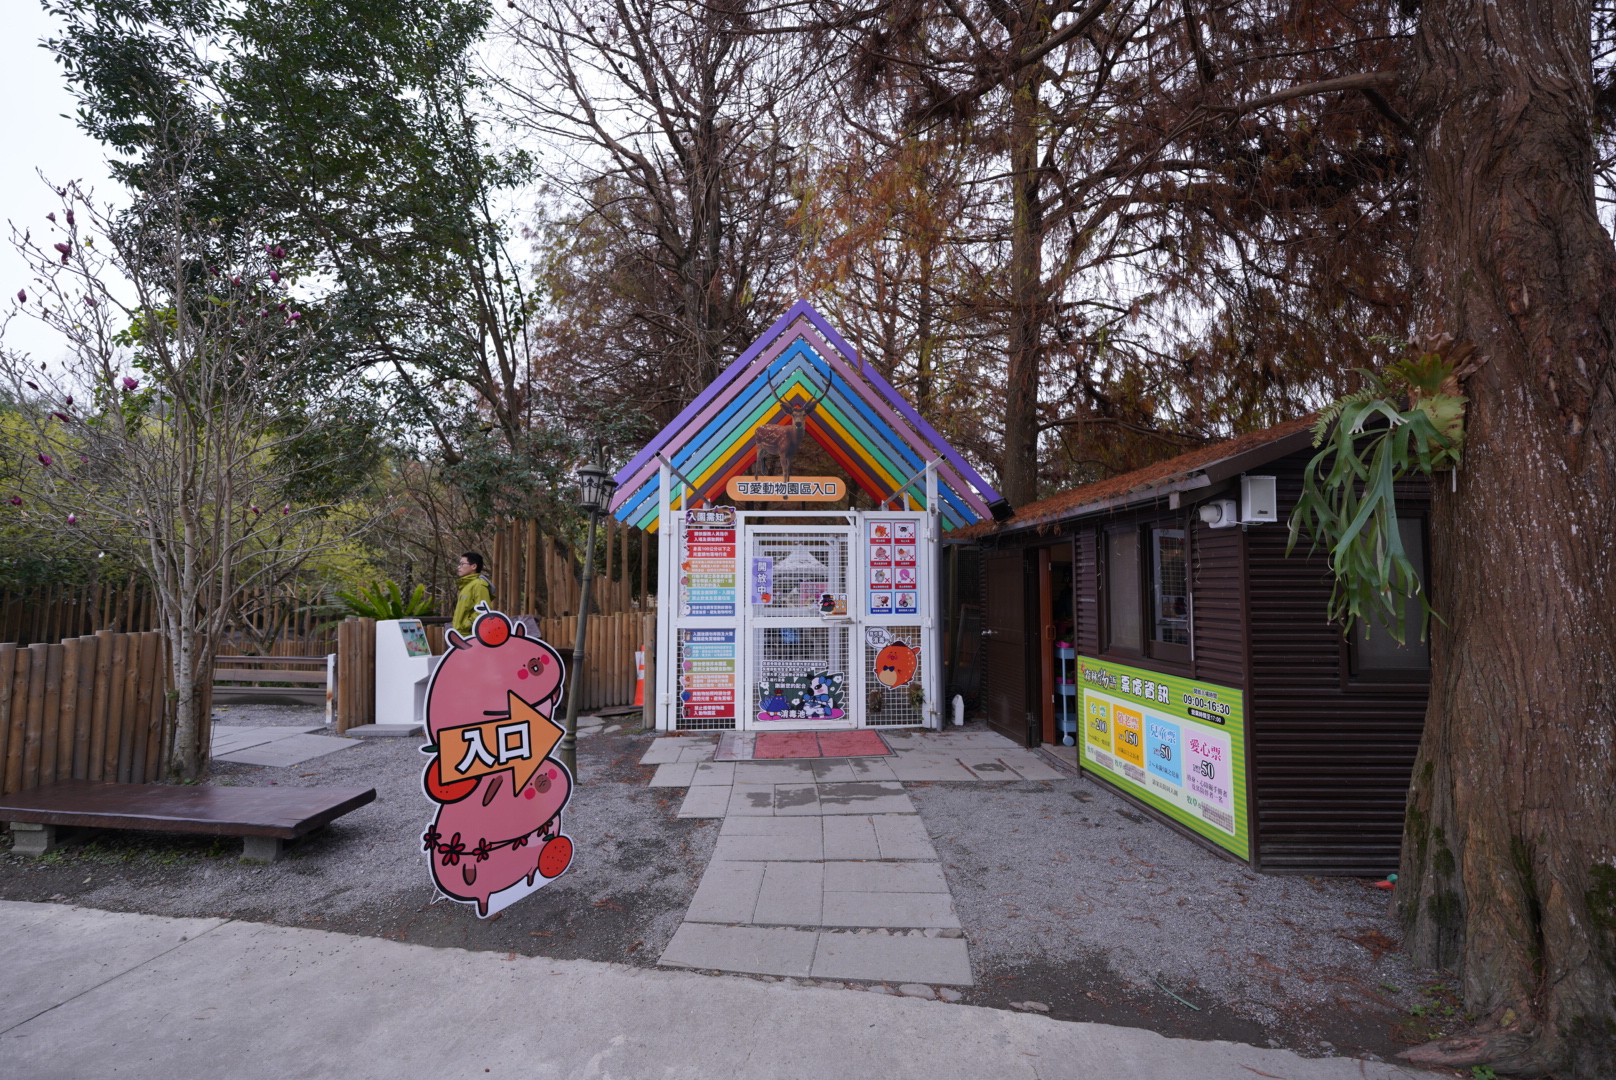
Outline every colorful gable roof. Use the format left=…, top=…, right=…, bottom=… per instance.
left=610, top=301, right=1004, bottom=532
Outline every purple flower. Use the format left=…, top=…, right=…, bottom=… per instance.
left=46, top=212, right=56, bottom=223
left=53, top=242, right=70, bottom=263
left=52, top=411, right=70, bottom=422
left=65, top=209, right=74, bottom=226
left=37, top=454, right=52, bottom=467
left=231, top=275, right=242, bottom=287
left=65, top=396, right=72, bottom=406
left=8, top=497, right=21, bottom=507
left=287, top=311, right=302, bottom=322
left=269, top=269, right=280, bottom=284
left=15, top=290, right=24, bottom=304
left=26, top=381, right=38, bottom=390
left=250, top=505, right=261, bottom=515
left=66, top=514, right=77, bottom=525
left=273, top=245, right=287, bottom=259
left=121, top=376, right=139, bottom=391
left=282, top=504, right=291, bottom=514
left=85, top=296, right=96, bottom=307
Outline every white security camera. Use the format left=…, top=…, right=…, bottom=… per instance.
left=1198, top=499, right=1239, bottom=528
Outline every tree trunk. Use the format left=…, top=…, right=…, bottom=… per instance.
left=167, top=623, right=205, bottom=782
left=1399, top=2, right=1616, bottom=1074
left=1001, top=52, right=1044, bottom=508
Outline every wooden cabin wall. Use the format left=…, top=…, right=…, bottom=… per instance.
left=1244, top=450, right=1429, bottom=876
left=1074, top=531, right=1100, bottom=657
left=1187, top=522, right=1246, bottom=687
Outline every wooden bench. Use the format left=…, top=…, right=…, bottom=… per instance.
left=0, top=779, right=375, bottom=862
left=213, top=654, right=333, bottom=709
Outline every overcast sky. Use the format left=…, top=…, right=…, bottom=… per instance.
left=1, top=3, right=118, bottom=364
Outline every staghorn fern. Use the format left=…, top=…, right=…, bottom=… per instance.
left=1289, top=342, right=1471, bottom=645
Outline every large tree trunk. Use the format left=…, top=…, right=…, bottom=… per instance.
left=1398, top=2, right=1616, bottom=1075
left=1001, top=49, right=1045, bottom=508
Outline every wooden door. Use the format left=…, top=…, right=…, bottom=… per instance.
left=981, top=549, right=1034, bottom=746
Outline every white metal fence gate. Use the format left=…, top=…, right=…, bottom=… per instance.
left=656, top=491, right=940, bottom=732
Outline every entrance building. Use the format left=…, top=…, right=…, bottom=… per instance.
left=608, top=301, right=1007, bottom=733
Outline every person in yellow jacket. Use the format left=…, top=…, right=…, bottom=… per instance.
left=453, top=551, right=494, bottom=635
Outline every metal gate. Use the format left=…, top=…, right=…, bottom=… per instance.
left=744, top=527, right=856, bottom=729
left=658, top=502, right=940, bottom=732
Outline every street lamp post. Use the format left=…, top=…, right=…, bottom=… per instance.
left=558, top=451, right=617, bottom=779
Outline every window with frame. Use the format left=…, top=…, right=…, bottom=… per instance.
left=1104, top=522, right=1192, bottom=662
left=1350, top=516, right=1431, bottom=679
left=1105, top=527, right=1143, bottom=654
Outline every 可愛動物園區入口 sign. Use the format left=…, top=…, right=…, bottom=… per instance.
left=1078, top=657, right=1249, bottom=861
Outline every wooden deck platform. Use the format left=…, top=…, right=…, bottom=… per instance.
left=0, top=779, right=375, bottom=861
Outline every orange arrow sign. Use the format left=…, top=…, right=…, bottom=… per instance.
left=437, top=691, right=564, bottom=793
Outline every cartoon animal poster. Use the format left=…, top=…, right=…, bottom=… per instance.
left=757, top=664, right=847, bottom=720
left=874, top=638, right=919, bottom=687
left=420, top=606, right=574, bottom=917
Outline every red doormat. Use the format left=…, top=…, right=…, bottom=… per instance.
left=754, top=731, right=891, bottom=759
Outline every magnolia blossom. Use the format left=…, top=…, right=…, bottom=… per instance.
left=67, top=514, right=78, bottom=525
left=36, top=453, right=51, bottom=467
left=121, top=376, right=139, bottom=391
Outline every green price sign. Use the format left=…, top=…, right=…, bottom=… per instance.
left=1078, top=657, right=1249, bottom=861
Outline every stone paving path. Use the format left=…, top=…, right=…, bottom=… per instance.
left=642, top=729, right=1063, bottom=988
left=209, top=725, right=355, bottom=767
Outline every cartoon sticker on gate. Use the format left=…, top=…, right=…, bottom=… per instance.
left=419, top=605, right=574, bottom=917
left=874, top=638, right=919, bottom=688
left=757, top=662, right=846, bottom=721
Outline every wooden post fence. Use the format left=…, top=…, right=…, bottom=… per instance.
left=0, top=630, right=171, bottom=796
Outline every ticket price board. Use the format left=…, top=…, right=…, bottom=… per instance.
left=1078, top=657, right=1249, bottom=860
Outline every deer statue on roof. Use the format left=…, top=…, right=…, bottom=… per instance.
left=752, top=369, right=830, bottom=483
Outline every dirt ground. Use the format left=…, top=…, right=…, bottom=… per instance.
left=0, top=706, right=1461, bottom=1066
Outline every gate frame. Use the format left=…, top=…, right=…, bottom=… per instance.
left=653, top=462, right=942, bottom=733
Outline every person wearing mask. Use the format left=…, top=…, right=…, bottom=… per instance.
left=453, top=551, right=494, bottom=635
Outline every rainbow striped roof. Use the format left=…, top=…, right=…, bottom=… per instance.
left=610, top=301, right=1003, bottom=532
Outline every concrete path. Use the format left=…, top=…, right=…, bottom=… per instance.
left=0, top=901, right=1438, bottom=1080
left=642, top=729, right=1064, bottom=986
left=209, top=725, right=355, bottom=767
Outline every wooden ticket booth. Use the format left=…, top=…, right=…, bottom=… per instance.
left=958, top=418, right=1431, bottom=875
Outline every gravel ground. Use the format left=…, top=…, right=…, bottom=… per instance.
left=910, top=754, right=1460, bottom=1062
left=1, top=704, right=716, bottom=966
left=3, top=708, right=1463, bottom=1063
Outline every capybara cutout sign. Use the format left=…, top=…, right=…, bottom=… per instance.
left=420, top=606, right=574, bottom=916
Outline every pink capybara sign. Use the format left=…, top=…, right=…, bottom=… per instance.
left=420, top=606, right=574, bottom=917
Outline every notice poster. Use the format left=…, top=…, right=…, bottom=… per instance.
left=1078, top=657, right=1248, bottom=860
left=679, top=629, right=735, bottom=720
left=867, top=518, right=920, bottom=615
left=681, top=508, right=737, bottom=617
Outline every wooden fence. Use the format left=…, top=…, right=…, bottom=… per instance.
left=332, top=611, right=653, bottom=731
left=486, top=518, right=651, bottom=618
left=536, top=612, right=656, bottom=713
left=0, top=579, right=158, bottom=646
left=0, top=631, right=174, bottom=796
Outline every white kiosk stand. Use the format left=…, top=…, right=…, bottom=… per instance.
left=354, top=618, right=438, bottom=736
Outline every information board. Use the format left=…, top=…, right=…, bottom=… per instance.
left=866, top=518, right=920, bottom=615
left=1078, top=657, right=1249, bottom=860
left=681, top=507, right=737, bottom=617
left=680, top=628, right=736, bottom=720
